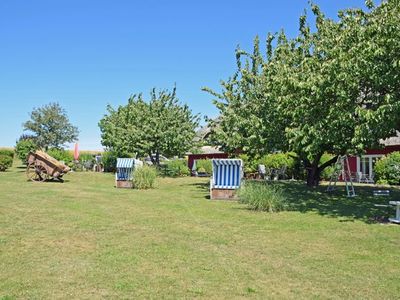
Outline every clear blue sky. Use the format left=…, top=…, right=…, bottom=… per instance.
left=0, top=0, right=367, bottom=150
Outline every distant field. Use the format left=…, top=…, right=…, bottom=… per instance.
left=66, top=149, right=104, bottom=155
left=0, top=148, right=103, bottom=154
left=0, top=162, right=399, bottom=298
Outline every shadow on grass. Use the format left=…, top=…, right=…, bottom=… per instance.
left=25, top=178, right=70, bottom=184
left=187, top=182, right=210, bottom=199
left=274, top=181, right=400, bottom=223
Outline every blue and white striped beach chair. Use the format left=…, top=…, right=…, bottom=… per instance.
left=115, top=158, right=143, bottom=188
left=210, top=159, right=243, bottom=199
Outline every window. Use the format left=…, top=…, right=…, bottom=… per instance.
left=357, top=155, right=383, bottom=179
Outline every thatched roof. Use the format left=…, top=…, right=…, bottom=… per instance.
left=199, top=146, right=224, bottom=154
left=381, top=132, right=400, bottom=146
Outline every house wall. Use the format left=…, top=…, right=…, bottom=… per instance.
left=347, top=145, right=400, bottom=175
left=347, top=156, right=357, bottom=173
left=188, top=153, right=228, bottom=170
left=365, top=145, right=400, bottom=155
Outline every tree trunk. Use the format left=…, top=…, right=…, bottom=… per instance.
left=305, top=153, right=323, bottom=187
left=305, top=154, right=339, bottom=187
left=149, top=151, right=156, bottom=166
left=306, top=165, right=321, bottom=187
left=155, top=151, right=160, bottom=166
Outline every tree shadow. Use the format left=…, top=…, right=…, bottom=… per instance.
left=276, top=181, right=400, bottom=224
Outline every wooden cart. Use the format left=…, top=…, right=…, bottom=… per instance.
left=26, top=151, right=71, bottom=182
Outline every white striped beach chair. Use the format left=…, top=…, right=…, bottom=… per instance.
left=115, top=158, right=143, bottom=188
left=210, top=159, right=243, bottom=200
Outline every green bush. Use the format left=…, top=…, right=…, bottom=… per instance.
left=239, top=181, right=287, bottom=212
left=78, top=153, right=96, bottom=170
left=133, top=165, right=157, bottom=189
left=0, top=149, right=14, bottom=159
left=195, top=159, right=212, bottom=174
left=320, top=153, right=336, bottom=181
left=374, top=152, right=400, bottom=185
left=376, top=179, right=389, bottom=185
left=47, top=148, right=74, bottom=163
left=239, top=154, right=258, bottom=173
left=15, top=139, right=37, bottom=163
left=259, top=153, right=292, bottom=169
left=79, top=153, right=95, bottom=162
left=0, top=155, right=13, bottom=171
left=258, top=152, right=296, bottom=178
left=164, top=159, right=190, bottom=177
left=102, top=151, right=118, bottom=172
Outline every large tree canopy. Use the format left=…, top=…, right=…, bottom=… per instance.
left=99, top=87, right=200, bottom=165
left=23, top=102, right=79, bottom=150
left=204, top=0, right=400, bottom=186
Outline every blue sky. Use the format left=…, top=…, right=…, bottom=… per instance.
left=0, top=0, right=367, bottom=150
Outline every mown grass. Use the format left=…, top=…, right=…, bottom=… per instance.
left=0, top=162, right=400, bottom=299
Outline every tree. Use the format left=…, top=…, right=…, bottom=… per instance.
left=204, top=1, right=400, bottom=186
left=99, top=87, right=200, bottom=165
left=23, top=103, right=79, bottom=150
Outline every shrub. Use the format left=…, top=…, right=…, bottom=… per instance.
left=0, top=155, right=13, bottom=171
left=259, top=153, right=292, bottom=169
left=79, top=153, right=95, bottom=162
left=133, top=165, right=157, bottom=189
left=15, top=139, right=37, bottom=163
left=195, top=159, right=212, bottom=174
left=0, top=149, right=14, bottom=159
left=164, top=159, right=190, bottom=177
left=239, top=181, right=287, bottom=212
left=376, top=179, right=389, bottom=185
left=78, top=153, right=96, bottom=170
left=320, top=153, right=336, bottom=181
left=239, top=154, right=258, bottom=173
left=258, top=152, right=296, bottom=179
left=374, top=152, right=400, bottom=185
left=47, top=148, right=74, bottom=163
left=102, top=151, right=118, bottom=172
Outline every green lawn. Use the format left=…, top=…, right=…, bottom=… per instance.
left=1, top=163, right=400, bottom=299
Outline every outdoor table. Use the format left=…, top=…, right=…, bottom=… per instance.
left=389, top=201, right=400, bottom=224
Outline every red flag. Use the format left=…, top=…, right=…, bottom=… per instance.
left=74, top=143, right=79, bottom=161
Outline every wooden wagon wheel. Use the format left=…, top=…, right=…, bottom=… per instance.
left=26, top=163, right=40, bottom=181
left=26, top=164, right=48, bottom=182
left=36, top=165, right=49, bottom=182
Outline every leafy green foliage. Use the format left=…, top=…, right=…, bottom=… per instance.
left=258, top=152, right=298, bottom=178
left=204, top=1, right=400, bottom=186
left=163, top=159, right=190, bottom=177
left=15, top=139, right=37, bottom=163
left=320, top=154, right=336, bottom=181
left=259, top=153, right=294, bottom=169
left=102, top=151, right=118, bottom=173
left=195, top=159, right=212, bottom=174
left=239, top=182, right=287, bottom=212
left=374, top=152, right=400, bottom=185
left=99, top=87, right=199, bottom=165
left=133, top=165, right=157, bottom=189
left=0, top=155, right=13, bottom=171
left=238, top=154, right=258, bottom=173
left=47, top=148, right=74, bottom=164
left=79, top=153, right=95, bottom=162
left=0, top=149, right=14, bottom=159
left=23, top=103, right=79, bottom=150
